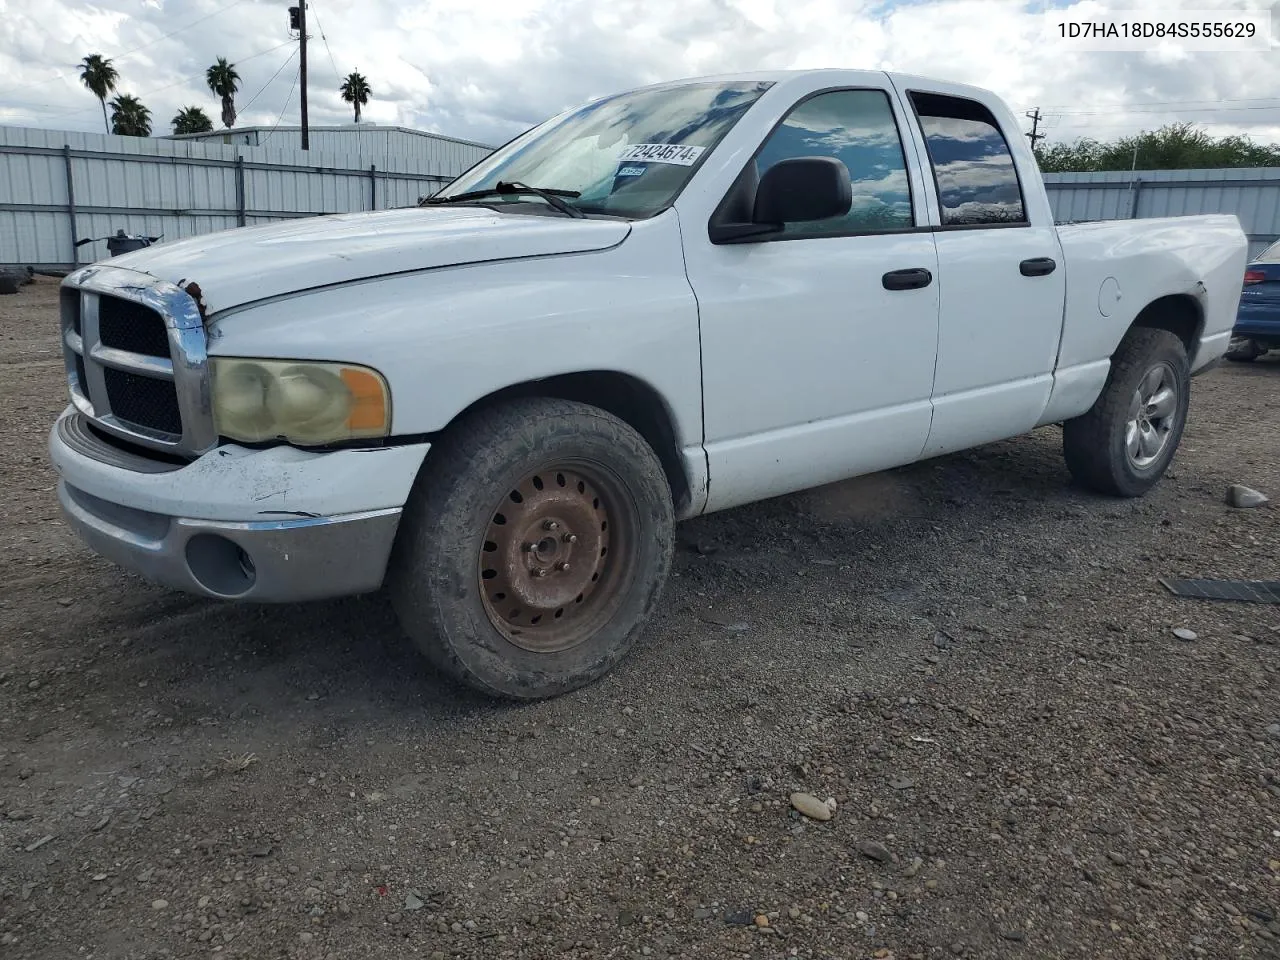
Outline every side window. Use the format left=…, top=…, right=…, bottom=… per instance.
left=910, top=92, right=1027, bottom=226
left=753, top=89, right=914, bottom=236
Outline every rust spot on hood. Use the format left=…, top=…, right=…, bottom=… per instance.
left=181, top=280, right=209, bottom=322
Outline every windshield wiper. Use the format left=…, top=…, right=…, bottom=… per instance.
left=423, top=181, right=586, bottom=218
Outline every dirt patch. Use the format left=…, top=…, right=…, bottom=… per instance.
left=1, top=276, right=1278, bottom=960
left=799, top=472, right=923, bottom=525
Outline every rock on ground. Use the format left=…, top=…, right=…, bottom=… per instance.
left=789, top=792, right=833, bottom=821
left=1226, top=483, right=1269, bottom=508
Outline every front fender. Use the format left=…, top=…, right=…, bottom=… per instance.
left=203, top=212, right=705, bottom=462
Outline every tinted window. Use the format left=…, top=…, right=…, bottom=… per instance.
left=753, top=89, right=914, bottom=235
left=1257, top=240, right=1280, bottom=262
left=911, top=93, right=1026, bottom=226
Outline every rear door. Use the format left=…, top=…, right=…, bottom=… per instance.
left=892, top=81, right=1067, bottom=457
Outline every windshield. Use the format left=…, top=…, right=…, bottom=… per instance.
left=432, top=79, right=774, bottom=219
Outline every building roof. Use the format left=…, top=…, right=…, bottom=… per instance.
left=166, top=124, right=493, bottom=150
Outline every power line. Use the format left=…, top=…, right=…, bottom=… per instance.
left=1014, top=99, right=1280, bottom=118
left=111, top=0, right=248, bottom=64
left=1047, top=103, right=1280, bottom=117
left=260, top=65, right=301, bottom=146
left=1041, top=117, right=1280, bottom=136
left=10, top=39, right=298, bottom=120
left=306, top=0, right=344, bottom=83
left=1032, top=95, right=1280, bottom=112
left=1052, top=121, right=1280, bottom=132
left=239, top=47, right=299, bottom=114
left=11, top=0, right=247, bottom=90
left=1049, top=112, right=1280, bottom=127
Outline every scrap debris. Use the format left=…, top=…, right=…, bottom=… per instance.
left=1159, top=578, right=1280, bottom=604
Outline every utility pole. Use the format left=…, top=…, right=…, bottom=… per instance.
left=298, top=0, right=309, bottom=150
left=1025, top=108, right=1045, bottom=150
left=288, top=4, right=310, bottom=149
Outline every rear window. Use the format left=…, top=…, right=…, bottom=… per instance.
left=1257, top=240, right=1280, bottom=262
left=910, top=92, right=1027, bottom=227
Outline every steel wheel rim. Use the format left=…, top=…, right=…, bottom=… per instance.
left=477, top=461, right=636, bottom=654
left=1125, top=361, right=1178, bottom=469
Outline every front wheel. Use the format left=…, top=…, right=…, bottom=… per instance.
left=387, top=398, right=675, bottom=700
left=1062, top=327, right=1190, bottom=498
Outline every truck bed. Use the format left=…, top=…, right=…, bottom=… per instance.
left=1054, top=214, right=1248, bottom=374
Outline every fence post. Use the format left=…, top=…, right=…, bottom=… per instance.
left=235, top=156, right=246, bottom=227
left=1128, top=177, right=1143, bottom=219
left=63, top=145, right=79, bottom=267
left=369, top=164, right=377, bottom=211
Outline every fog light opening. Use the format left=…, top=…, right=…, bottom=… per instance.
left=185, top=534, right=256, bottom=598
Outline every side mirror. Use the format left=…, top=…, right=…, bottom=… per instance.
left=753, top=156, right=853, bottom=224
left=708, top=156, right=852, bottom=244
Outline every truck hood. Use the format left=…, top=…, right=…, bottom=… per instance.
left=105, top=205, right=632, bottom=316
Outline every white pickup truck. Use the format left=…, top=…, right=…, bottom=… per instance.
left=49, top=69, right=1247, bottom=699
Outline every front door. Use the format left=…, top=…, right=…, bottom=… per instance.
left=683, top=86, right=941, bottom=513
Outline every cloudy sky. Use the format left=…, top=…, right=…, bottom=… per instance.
left=1, top=0, right=1279, bottom=149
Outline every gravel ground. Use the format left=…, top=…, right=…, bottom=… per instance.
left=2, top=275, right=1278, bottom=960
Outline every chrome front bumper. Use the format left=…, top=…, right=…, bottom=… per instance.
left=49, top=407, right=431, bottom=603
left=58, top=481, right=401, bottom=601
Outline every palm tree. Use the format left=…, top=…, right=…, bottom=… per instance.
left=206, top=57, right=241, bottom=129
left=109, top=94, right=152, bottom=137
left=79, top=54, right=119, bottom=134
left=339, top=71, right=372, bottom=124
left=171, top=106, right=214, bottom=135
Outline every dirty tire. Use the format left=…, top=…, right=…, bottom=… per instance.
left=1063, top=327, right=1190, bottom=498
left=387, top=398, right=675, bottom=700
left=0, top=272, right=21, bottom=296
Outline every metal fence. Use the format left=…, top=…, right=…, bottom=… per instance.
left=7, top=128, right=1280, bottom=270
left=1044, top=167, right=1280, bottom=259
left=0, top=125, right=493, bottom=270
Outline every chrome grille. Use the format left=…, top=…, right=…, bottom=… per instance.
left=102, top=367, right=184, bottom=435
left=99, top=296, right=172, bottom=357
left=59, top=265, right=217, bottom=459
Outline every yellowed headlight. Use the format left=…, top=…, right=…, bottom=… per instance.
left=210, top=358, right=391, bottom=445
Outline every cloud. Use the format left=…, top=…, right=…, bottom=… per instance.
left=855, top=166, right=911, bottom=196
left=1, top=0, right=1278, bottom=150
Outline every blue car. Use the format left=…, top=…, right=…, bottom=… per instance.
left=1229, top=241, right=1280, bottom=361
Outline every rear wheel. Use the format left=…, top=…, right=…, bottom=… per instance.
left=388, top=398, right=674, bottom=699
left=1063, top=327, right=1190, bottom=498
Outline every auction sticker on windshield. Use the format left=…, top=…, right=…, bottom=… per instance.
left=617, top=143, right=706, bottom=165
